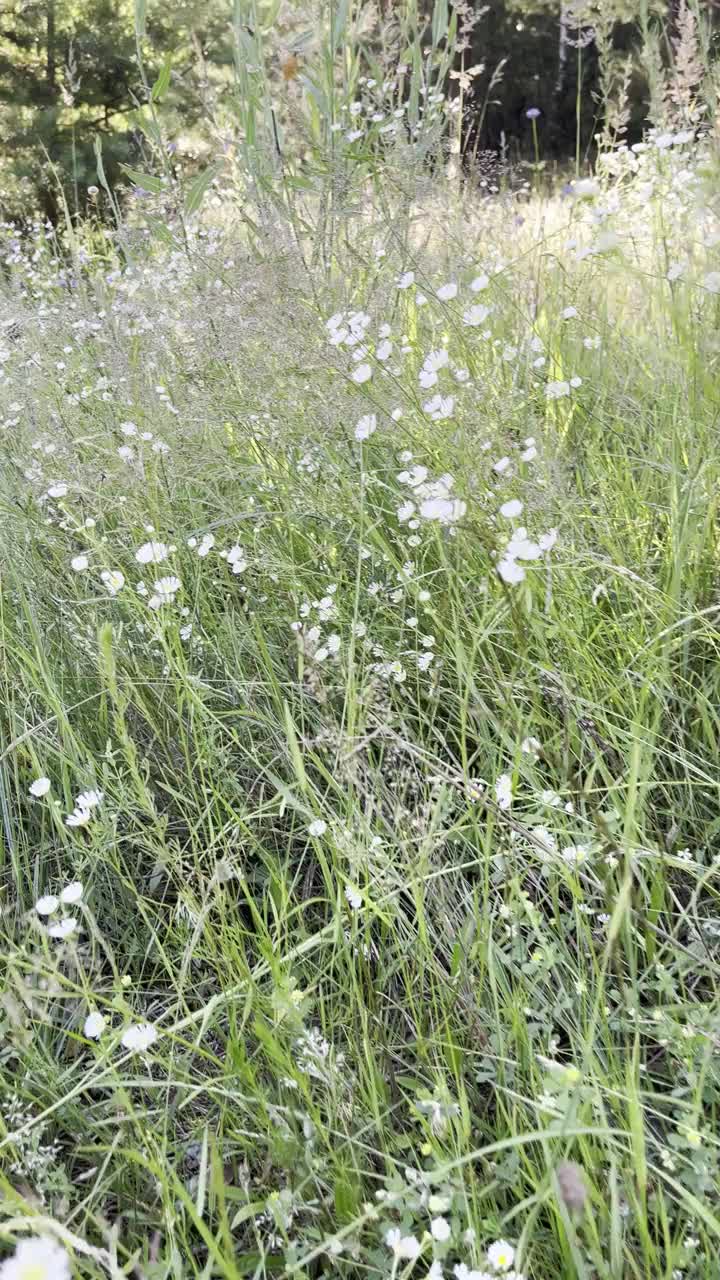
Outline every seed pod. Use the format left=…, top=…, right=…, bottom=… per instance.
left=280, top=53, right=299, bottom=82
left=556, top=1160, right=587, bottom=1214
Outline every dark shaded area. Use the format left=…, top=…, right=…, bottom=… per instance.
left=463, top=8, right=634, bottom=160
left=454, top=1, right=720, bottom=171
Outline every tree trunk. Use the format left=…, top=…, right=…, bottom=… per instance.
left=556, top=3, right=568, bottom=97
left=46, top=0, right=56, bottom=91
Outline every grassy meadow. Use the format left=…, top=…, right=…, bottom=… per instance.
left=2, top=5, right=720, bottom=1277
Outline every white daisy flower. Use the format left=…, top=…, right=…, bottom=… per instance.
left=35, top=894, right=59, bottom=915
left=495, top=773, right=513, bottom=810
left=65, top=807, right=91, bottom=828
left=135, top=540, right=170, bottom=565
left=100, top=570, right=125, bottom=596
left=148, top=576, right=181, bottom=609
left=60, top=881, right=83, bottom=904
left=84, top=1011, right=106, bottom=1039
left=463, top=304, right=491, bottom=326
left=29, top=777, right=51, bottom=798
left=0, top=1236, right=71, bottom=1280
left=121, top=1022, right=158, bottom=1053
left=497, top=558, right=525, bottom=584
left=75, top=789, right=103, bottom=811
left=48, top=918, right=78, bottom=939
left=487, top=1239, right=515, bottom=1272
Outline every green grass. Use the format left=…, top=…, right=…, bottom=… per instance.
left=2, top=47, right=720, bottom=1279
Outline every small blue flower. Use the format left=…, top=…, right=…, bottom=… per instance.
left=526, top=107, right=541, bottom=119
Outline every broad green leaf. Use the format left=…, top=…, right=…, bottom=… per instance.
left=120, top=166, right=164, bottom=194
left=132, top=109, right=163, bottom=146
left=151, top=52, right=172, bottom=102
left=184, top=161, right=223, bottom=216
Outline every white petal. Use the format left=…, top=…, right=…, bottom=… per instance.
left=35, top=894, right=59, bottom=915
left=60, top=881, right=84, bottom=904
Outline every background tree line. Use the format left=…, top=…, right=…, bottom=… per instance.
left=1, top=0, right=717, bottom=221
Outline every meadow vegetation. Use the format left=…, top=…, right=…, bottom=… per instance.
left=2, top=2, right=720, bottom=1277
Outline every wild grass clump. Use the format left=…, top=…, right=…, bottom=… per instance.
left=2, top=3, right=720, bottom=1278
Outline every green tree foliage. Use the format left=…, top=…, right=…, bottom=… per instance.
left=0, top=0, right=234, bottom=220
left=1, top=0, right=719, bottom=219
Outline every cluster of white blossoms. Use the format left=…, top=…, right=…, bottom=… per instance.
left=396, top=463, right=466, bottom=528
left=148, top=575, right=181, bottom=610
left=35, top=880, right=83, bottom=939
left=326, top=308, right=372, bottom=350
left=384, top=1227, right=521, bottom=1276
left=497, top=526, right=558, bottom=586
left=65, top=787, right=103, bottom=829
left=82, top=1009, right=157, bottom=1053
left=545, top=376, right=582, bottom=400
left=222, top=544, right=248, bottom=575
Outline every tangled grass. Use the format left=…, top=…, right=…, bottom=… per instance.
left=3, top=14, right=720, bottom=1277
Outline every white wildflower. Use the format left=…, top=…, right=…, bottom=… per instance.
left=48, top=918, right=78, bottom=939
left=148, top=576, right=181, bottom=609
left=226, top=545, right=247, bottom=574
left=495, top=773, right=512, bottom=810
left=100, top=570, right=125, bottom=595
left=385, top=1228, right=422, bottom=1260
left=135, top=541, right=170, bottom=565
left=65, top=807, right=91, bottom=828
left=497, top=558, right=525, bottom=585
left=487, top=1240, right=515, bottom=1272
left=75, top=789, right=103, bottom=811
left=419, top=496, right=466, bottom=524
left=463, top=304, right=491, bottom=327
left=121, top=1022, right=158, bottom=1053
left=60, top=881, right=83, bottom=904
left=35, top=894, right=58, bottom=916
left=84, top=1011, right=106, bottom=1039
left=0, top=1236, right=71, bottom=1280
left=355, top=414, right=377, bottom=441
